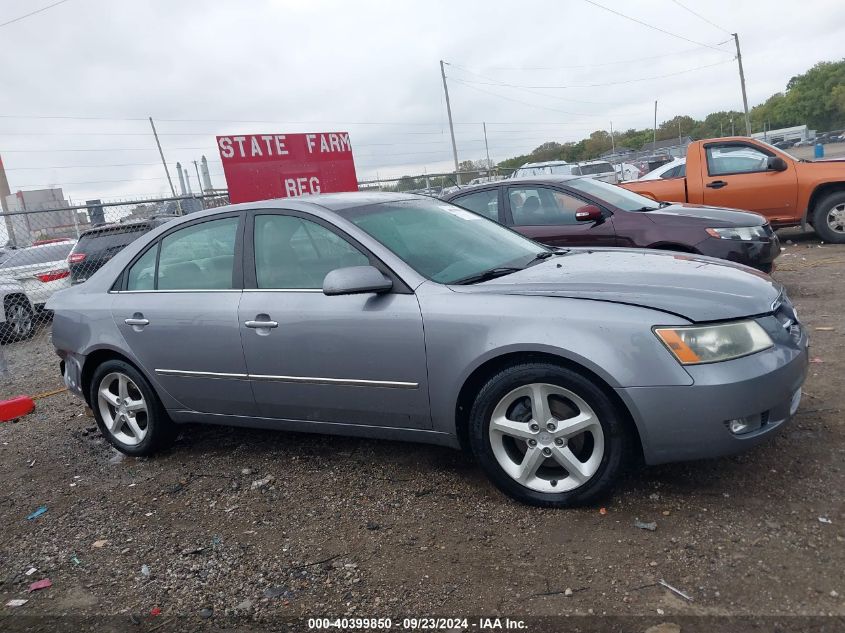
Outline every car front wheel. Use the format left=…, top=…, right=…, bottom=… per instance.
left=90, top=359, right=177, bottom=456
left=468, top=363, right=630, bottom=507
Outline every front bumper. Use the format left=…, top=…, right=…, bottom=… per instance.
left=617, top=317, right=808, bottom=465
left=695, top=233, right=780, bottom=271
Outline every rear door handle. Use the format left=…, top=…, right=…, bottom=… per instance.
left=124, top=318, right=149, bottom=326
left=245, top=320, right=278, bottom=329
left=706, top=180, right=728, bottom=189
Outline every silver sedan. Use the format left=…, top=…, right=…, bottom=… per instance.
left=47, top=193, right=808, bottom=507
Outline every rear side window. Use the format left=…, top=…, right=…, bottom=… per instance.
left=157, top=218, right=238, bottom=290
left=1, top=242, right=74, bottom=268
left=451, top=189, right=499, bottom=220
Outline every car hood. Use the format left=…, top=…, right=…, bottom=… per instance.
left=449, top=248, right=781, bottom=322
left=646, top=203, right=766, bottom=226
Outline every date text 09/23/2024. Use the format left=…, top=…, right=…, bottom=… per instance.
left=307, top=617, right=528, bottom=630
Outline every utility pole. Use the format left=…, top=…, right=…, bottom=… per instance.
left=732, top=33, right=751, bottom=136
left=610, top=121, right=616, bottom=157
left=149, top=117, right=176, bottom=197
left=678, top=120, right=682, bottom=147
left=440, top=60, right=461, bottom=185
left=653, top=100, right=658, bottom=150
left=483, top=122, right=491, bottom=171
left=731, top=117, right=735, bottom=135
left=720, top=121, right=724, bottom=137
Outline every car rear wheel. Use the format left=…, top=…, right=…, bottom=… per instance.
left=812, top=191, right=845, bottom=244
left=2, top=297, right=35, bottom=344
left=468, top=363, right=629, bottom=507
left=90, top=359, right=177, bottom=456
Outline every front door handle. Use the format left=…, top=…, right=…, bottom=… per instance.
left=124, top=318, right=150, bottom=326
left=245, top=320, right=279, bottom=329
left=706, top=180, right=728, bottom=189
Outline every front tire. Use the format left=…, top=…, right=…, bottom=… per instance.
left=2, top=297, right=35, bottom=344
left=812, top=191, right=845, bottom=244
left=468, top=363, right=629, bottom=507
left=89, top=359, right=177, bottom=456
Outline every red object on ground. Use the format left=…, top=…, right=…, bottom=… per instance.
left=150, top=607, right=161, bottom=617
left=217, top=131, right=358, bottom=203
left=28, top=578, right=52, bottom=592
left=0, top=396, right=35, bottom=422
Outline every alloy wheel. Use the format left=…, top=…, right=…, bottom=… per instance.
left=827, top=203, right=845, bottom=233
left=488, top=383, right=604, bottom=493
left=8, top=304, right=32, bottom=338
left=97, top=372, right=149, bottom=446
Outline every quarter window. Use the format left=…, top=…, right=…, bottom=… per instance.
left=706, top=144, right=771, bottom=176
left=509, top=186, right=584, bottom=226
left=254, top=215, right=369, bottom=289
left=157, top=217, right=238, bottom=290
left=451, top=189, right=499, bottom=220
left=126, top=243, right=158, bottom=291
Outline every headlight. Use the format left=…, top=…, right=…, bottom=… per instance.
left=705, top=226, right=769, bottom=240
left=654, top=320, right=773, bottom=364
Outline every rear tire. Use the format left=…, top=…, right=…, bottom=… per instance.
left=89, top=359, right=177, bottom=456
left=812, top=191, right=845, bottom=244
left=468, top=362, right=630, bottom=507
left=2, top=296, right=35, bottom=344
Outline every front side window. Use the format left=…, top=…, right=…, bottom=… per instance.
left=157, top=217, right=238, bottom=290
left=341, top=199, right=547, bottom=285
left=509, top=186, right=583, bottom=226
left=254, top=215, right=368, bottom=289
left=706, top=144, right=771, bottom=176
left=451, top=189, right=499, bottom=220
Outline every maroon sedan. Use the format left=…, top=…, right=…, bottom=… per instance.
left=443, top=176, right=780, bottom=272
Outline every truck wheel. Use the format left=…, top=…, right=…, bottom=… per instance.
left=812, top=191, right=845, bottom=244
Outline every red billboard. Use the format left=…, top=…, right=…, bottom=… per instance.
left=216, top=132, right=358, bottom=203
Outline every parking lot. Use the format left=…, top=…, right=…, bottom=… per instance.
left=0, top=229, right=841, bottom=629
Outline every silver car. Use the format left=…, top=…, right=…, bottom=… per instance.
left=0, top=240, right=75, bottom=308
left=46, top=193, right=808, bottom=506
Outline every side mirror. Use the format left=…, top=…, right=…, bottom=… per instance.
left=574, top=204, right=604, bottom=223
left=323, top=265, right=392, bottom=296
left=767, top=156, right=788, bottom=172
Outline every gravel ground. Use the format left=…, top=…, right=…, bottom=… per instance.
left=0, top=230, right=843, bottom=631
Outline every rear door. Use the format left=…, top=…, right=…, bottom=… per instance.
left=448, top=187, right=504, bottom=222
left=699, top=141, right=798, bottom=222
left=504, top=185, right=617, bottom=247
left=237, top=210, right=430, bottom=428
left=111, top=213, right=255, bottom=416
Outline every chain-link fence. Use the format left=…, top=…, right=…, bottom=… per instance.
left=0, top=193, right=229, bottom=397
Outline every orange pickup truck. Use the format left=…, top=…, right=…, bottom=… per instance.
left=621, top=137, right=845, bottom=243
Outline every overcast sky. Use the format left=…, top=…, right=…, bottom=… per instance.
left=1, top=0, right=843, bottom=202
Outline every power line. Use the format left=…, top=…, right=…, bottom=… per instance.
left=670, top=0, right=732, bottom=35
left=582, top=0, right=732, bottom=53
left=0, top=0, right=71, bottom=29
left=451, top=79, right=602, bottom=117
left=452, top=59, right=734, bottom=89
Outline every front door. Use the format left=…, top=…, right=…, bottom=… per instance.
left=699, top=141, right=798, bottom=223
left=111, top=214, right=255, bottom=416
left=238, top=211, right=430, bottom=429
left=505, top=185, right=617, bottom=247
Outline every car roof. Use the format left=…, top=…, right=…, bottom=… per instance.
left=80, top=216, right=176, bottom=236
left=442, top=175, right=587, bottom=196
left=517, top=160, right=570, bottom=168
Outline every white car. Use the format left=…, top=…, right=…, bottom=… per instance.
left=637, top=157, right=686, bottom=181
left=0, top=240, right=76, bottom=309
left=511, top=161, right=574, bottom=178
left=0, top=276, right=35, bottom=342
left=571, top=160, right=618, bottom=183
left=614, top=162, right=642, bottom=182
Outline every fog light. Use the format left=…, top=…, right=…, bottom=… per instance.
left=726, top=414, right=763, bottom=436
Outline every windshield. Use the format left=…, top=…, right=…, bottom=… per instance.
left=342, top=199, right=548, bottom=284
left=566, top=177, right=661, bottom=211
left=574, top=162, right=613, bottom=175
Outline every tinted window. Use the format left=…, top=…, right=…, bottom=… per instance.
left=509, top=186, right=583, bottom=226
left=451, top=189, right=499, bottom=220
left=254, top=215, right=368, bottom=289
left=126, top=243, right=158, bottom=291
left=1, top=242, right=74, bottom=268
left=343, top=199, right=546, bottom=284
left=157, top=217, right=238, bottom=290
left=706, top=144, right=771, bottom=175
left=77, top=227, right=147, bottom=254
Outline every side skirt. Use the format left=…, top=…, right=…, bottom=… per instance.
left=167, top=409, right=461, bottom=449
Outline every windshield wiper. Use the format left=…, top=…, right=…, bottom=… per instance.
left=525, top=251, right=556, bottom=266
left=451, top=267, right=523, bottom=285
left=633, top=206, right=659, bottom=212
